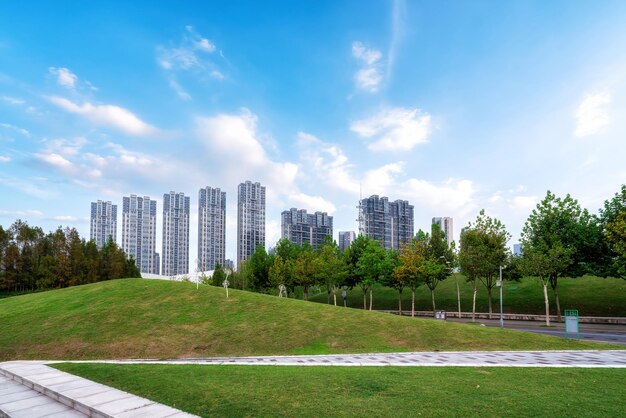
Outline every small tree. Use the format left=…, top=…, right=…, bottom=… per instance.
left=294, top=246, right=319, bottom=301
left=317, top=239, right=348, bottom=305
left=269, top=255, right=294, bottom=294
left=394, top=242, right=425, bottom=317
left=212, top=262, right=227, bottom=287
left=357, top=240, right=393, bottom=311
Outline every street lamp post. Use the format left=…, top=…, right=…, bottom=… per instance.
left=499, top=265, right=504, bottom=328
left=439, top=256, right=457, bottom=318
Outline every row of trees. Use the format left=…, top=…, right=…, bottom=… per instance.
left=227, top=223, right=456, bottom=317
left=0, top=220, right=140, bottom=294
left=233, top=185, right=624, bottom=323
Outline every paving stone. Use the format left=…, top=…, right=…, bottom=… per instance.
left=1, top=394, right=52, bottom=413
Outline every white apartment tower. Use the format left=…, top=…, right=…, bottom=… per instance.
left=360, top=195, right=414, bottom=249
left=162, top=191, right=190, bottom=276
left=237, top=181, right=266, bottom=265
left=90, top=200, right=117, bottom=248
left=281, top=208, right=333, bottom=250
left=432, top=217, right=454, bottom=246
left=122, top=195, right=157, bottom=274
left=338, top=231, right=356, bottom=252
left=198, top=186, right=226, bottom=271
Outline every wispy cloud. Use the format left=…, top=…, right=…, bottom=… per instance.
left=1, top=96, right=24, bottom=105
left=48, top=67, right=78, bottom=89
left=0, top=123, right=30, bottom=137
left=574, top=91, right=612, bottom=137
left=352, top=42, right=383, bottom=92
left=46, top=96, right=160, bottom=136
left=0, top=209, right=44, bottom=218
left=350, top=107, right=432, bottom=151
left=387, top=0, right=406, bottom=80
left=0, top=155, right=11, bottom=163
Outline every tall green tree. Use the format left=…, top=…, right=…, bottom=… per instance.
left=394, top=242, right=425, bottom=317
left=521, top=191, right=599, bottom=320
left=317, top=238, right=348, bottom=305
left=343, top=235, right=372, bottom=308
left=294, top=246, right=320, bottom=300
left=459, top=210, right=510, bottom=321
left=600, top=184, right=626, bottom=279
left=357, top=240, right=394, bottom=311
left=248, top=245, right=271, bottom=291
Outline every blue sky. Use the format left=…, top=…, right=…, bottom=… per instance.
left=1, top=0, right=626, bottom=268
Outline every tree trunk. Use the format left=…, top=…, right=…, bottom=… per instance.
left=303, top=286, right=308, bottom=301
left=488, top=287, right=493, bottom=319
left=551, top=279, right=562, bottom=322
left=398, top=290, right=402, bottom=316
left=543, top=282, right=550, bottom=326
left=363, top=290, right=367, bottom=310
left=327, top=290, right=330, bottom=304
left=431, top=289, right=436, bottom=315
left=457, top=279, right=461, bottom=319
left=411, top=288, right=415, bottom=318
left=333, top=289, right=337, bottom=306
left=472, top=283, right=477, bottom=322
left=369, top=288, right=373, bottom=311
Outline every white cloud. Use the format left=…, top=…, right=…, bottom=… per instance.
left=574, top=92, right=611, bottom=137
left=350, top=107, right=432, bottom=151
left=169, top=78, right=192, bottom=100
left=508, top=195, right=537, bottom=212
left=36, top=152, right=73, bottom=170
left=1, top=96, right=24, bottom=105
left=42, top=137, right=87, bottom=157
left=47, top=96, right=159, bottom=136
left=0, top=123, right=30, bottom=137
left=287, top=193, right=337, bottom=214
left=0, top=156, right=10, bottom=163
left=197, top=38, right=216, bottom=52
left=352, top=41, right=383, bottom=92
left=0, top=209, right=43, bottom=218
left=399, top=178, right=475, bottom=215
left=48, top=67, right=78, bottom=89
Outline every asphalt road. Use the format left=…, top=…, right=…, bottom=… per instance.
left=446, top=317, right=626, bottom=345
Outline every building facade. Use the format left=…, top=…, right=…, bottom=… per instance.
left=338, top=231, right=356, bottom=252
left=432, top=217, right=454, bottom=247
left=90, top=200, right=117, bottom=248
left=359, top=195, right=414, bottom=249
left=281, top=208, right=333, bottom=249
left=162, top=191, right=190, bottom=276
left=237, top=181, right=266, bottom=265
left=198, top=186, right=226, bottom=271
left=121, top=195, right=157, bottom=274
left=513, top=243, right=523, bottom=257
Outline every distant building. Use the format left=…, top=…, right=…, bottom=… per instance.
left=338, top=231, right=356, bottom=252
left=90, top=200, right=117, bottom=248
left=359, top=195, right=414, bottom=249
left=224, top=259, right=235, bottom=270
left=198, top=186, right=226, bottom=271
left=513, top=243, right=523, bottom=257
left=432, top=217, right=454, bottom=247
left=162, top=191, right=190, bottom=276
left=237, top=181, right=266, bottom=265
left=153, top=253, right=160, bottom=275
left=281, top=208, right=333, bottom=249
left=122, top=195, right=157, bottom=274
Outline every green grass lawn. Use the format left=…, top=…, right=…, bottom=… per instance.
left=53, top=363, right=626, bottom=418
left=0, top=279, right=618, bottom=361
left=309, top=275, right=626, bottom=316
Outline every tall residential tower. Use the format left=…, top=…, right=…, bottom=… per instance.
left=121, top=195, right=157, bottom=274
left=237, top=181, right=265, bottom=265
left=338, top=231, right=356, bottom=252
left=360, top=195, right=414, bottom=249
left=281, top=208, right=333, bottom=249
left=90, top=200, right=117, bottom=248
left=162, top=191, right=190, bottom=276
left=198, top=186, right=226, bottom=271
left=432, top=217, right=454, bottom=246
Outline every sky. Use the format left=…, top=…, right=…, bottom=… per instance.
left=1, top=0, right=626, bottom=270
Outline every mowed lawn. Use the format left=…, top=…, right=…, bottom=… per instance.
left=54, top=363, right=626, bottom=418
left=0, top=279, right=618, bottom=361
left=309, top=275, right=626, bottom=316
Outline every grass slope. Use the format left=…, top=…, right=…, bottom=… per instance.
left=310, top=275, right=626, bottom=316
left=0, top=279, right=617, bottom=361
left=54, top=363, right=626, bottom=418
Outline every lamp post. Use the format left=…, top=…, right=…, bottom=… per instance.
left=498, top=265, right=504, bottom=328
left=439, top=256, right=457, bottom=318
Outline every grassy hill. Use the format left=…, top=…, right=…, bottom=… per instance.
left=310, top=275, right=626, bottom=316
left=0, top=279, right=618, bottom=361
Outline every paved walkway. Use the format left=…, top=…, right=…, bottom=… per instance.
left=68, top=350, right=626, bottom=368
left=0, top=362, right=197, bottom=418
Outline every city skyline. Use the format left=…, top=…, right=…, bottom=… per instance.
left=2, top=1, right=626, bottom=269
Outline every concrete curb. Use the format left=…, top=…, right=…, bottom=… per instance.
left=378, top=310, right=626, bottom=324
left=0, top=362, right=197, bottom=418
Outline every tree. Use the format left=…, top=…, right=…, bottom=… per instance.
left=357, top=240, right=394, bottom=311
left=601, top=184, right=626, bottom=279
left=343, top=235, right=372, bottom=308
left=394, top=242, right=425, bottom=317
left=521, top=191, right=595, bottom=320
left=248, top=245, right=271, bottom=291
left=520, top=244, right=573, bottom=326
left=420, top=225, right=455, bottom=315
left=459, top=210, right=510, bottom=321
left=317, top=239, right=348, bottom=305
left=212, top=262, right=227, bottom=287
left=293, top=246, right=320, bottom=300
left=269, top=255, right=294, bottom=294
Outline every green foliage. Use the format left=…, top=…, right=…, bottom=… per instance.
left=294, top=246, right=320, bottom=300
left=211, top=263, right=227, bottom=287
left=248, top=245, right=271, bottom=290
left=0, top=219, right=138, bottom=294
left=601, top=185, right=626, bottom=279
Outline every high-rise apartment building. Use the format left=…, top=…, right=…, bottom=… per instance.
left=338, top=231, right=356, bottom=252
left=513, top=243, right=523, bottom=257
left=162, top=191, right=190, bottom=276
left=281, top=208, right=333, bottom=249
left=237, top=181, right=266, bottom=265
left=122, top=195, right=157, bottom=274
left=90, top=200, right=117, bottom=248
left=198, top=186, right=226, bottom=271
left=432, top=217, right=454, bottom=246
left=359, top=195, right=414, bottom=249
left=153, top=253, right=160, bottom=275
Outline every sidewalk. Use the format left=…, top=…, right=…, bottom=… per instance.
left=378, top=310, right=626, bottom=324
left=0, top=362, right=197, bottom=418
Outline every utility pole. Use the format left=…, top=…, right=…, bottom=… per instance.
left=499, top=265, right=504, bottom=328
